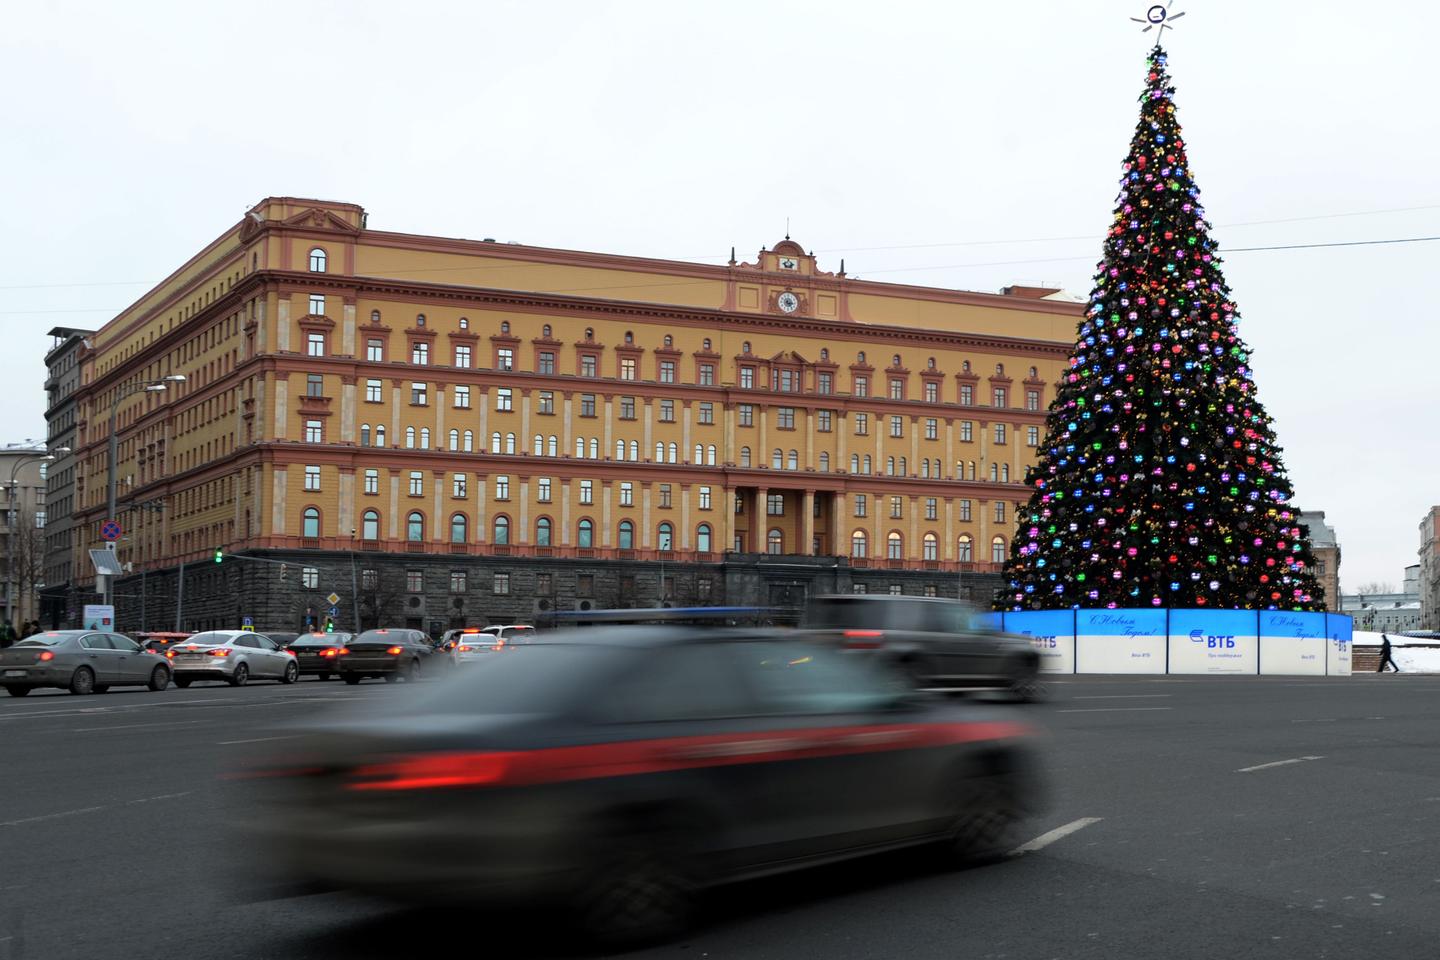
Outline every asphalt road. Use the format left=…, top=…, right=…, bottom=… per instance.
left=2, top=673, right=1437, bottom=960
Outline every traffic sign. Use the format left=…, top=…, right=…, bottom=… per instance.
left=326, top=592, right=341, bottom=606
left=242, top=616, right=253, bottom=628
left=100, top=520, right=122, bottom=542
left=328, top=606, right=339, bottom=618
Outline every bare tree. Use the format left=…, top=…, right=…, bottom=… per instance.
left=1353, top=581, right=1396, bottom=595
left=10, top=516, right=46, bottom=623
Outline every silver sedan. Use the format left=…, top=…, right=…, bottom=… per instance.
left=166, top=631, right=299, bottom=688
left=1, top=630, right=173, bottom=696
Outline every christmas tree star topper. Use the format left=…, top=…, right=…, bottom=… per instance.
left=1131, top=2, right=1186, bottom=40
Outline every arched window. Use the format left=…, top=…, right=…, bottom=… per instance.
left=703, top=338, right=712, bottom=350
left=992, top=536, right=1007, bottom=564
left=361, top=509, right=380, bottom=541
left=742, top=341, right=752, bottom=354
left=958, top=536, right=973, bottom=562
left=962, top=360, right=971, bottom=373
left=787, top=450, right=798, bottom=471
left=500, top=320, right=510, bottom=334
left=459, top=317, right=469, bottom=330
left=995, top=363, right=1005, bottom=375
left=696, top=523, right=712, bottom=552
left=706, top=444, right=716, bottom=466
left=583, top=327, right=593, bottom=340
left=969, top=461, right=977, bottom=481
left=405, top=426, right=416, bottom=449
left=673, top=442, right=682, bottom=464
left=888, top=532, right=904, bottom=560
left=505, top=433, right=516, bottom=455
left=407, top=512, right=424, bottom=542
left=576, top=437, right=586, bottom=458
left=741, top=447, right=752, bottom=468
left=464, top=431, right=474, bottom=452
left=819, top=452, right=830, bottom=472
left=375, top=425, right=386, bottom=447
left=308, top=247, right=327, bottom=272
left=577, top=519, right=594, bottom=548
left=1001, top=464, right=1010, bottom=482
left=990, top=463, right=999, bottom=482
left=302, top=507, right=320, bottom=538
left=1029, top=366, right=1038, bottom=378
left=899, top=457, right=907, bottom=476
left=589, top=438, right=599, bottom=459
left=892, top=354, right=901, bottom=367
left=536, top=435, right=546, bottom=456
left=767, top=529, right=783, bottom=555
left=863, top=455, right=872, bottom=474
left=663, top=334, right=673, bottom=347
left=629, top=440, right=639, bottom=461
left=370, top=309, right=381, bottom=323
left=536, top=517, right=552, bottom=547
left=772, top=449, right=783, bottom=470
left=543, top=324, right=552, bottom=337
left=360, top=424, right=372, bottom=447
left=420, top=428, right=430, bottom=449
left=820, top=348, right=829, bottom=360
left=887, top=457, right=895, bottom=477
left=850, top=454, right=860, bottom=473
left=492, top=432, right=503, bottom=454
left=928, top=357, right=937, bottom=370
left=616, top=439, right=626, bottom=461
left=450, top=513, right=468, bottom=543
left=694, top=443, right=704, bottom=464
left=655, top=441, right=666, bottom=462
left=658, top=522, right=674, bottom=551
left=857, top=351, right=866, bottom=363
left=492, top=515, right=510, bottom=545
left=921, top=460, right=930, bottom=479
left=618, top=520, right=634, bottom=550
left=450, top=429, right=460, bottom=451
left=624, top=330, right=634, bottom=343
left=416, top=313, right=426, bottom=327
left=923, top=532, right=938, bottom=561
left=851, top=530, right=868, bottom=558
left=548, top=436, right=557, bottom=457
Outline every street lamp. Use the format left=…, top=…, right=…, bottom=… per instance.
left=104, top=375, right=185, bottom=608
left=6, top=447, right=68, bottom=629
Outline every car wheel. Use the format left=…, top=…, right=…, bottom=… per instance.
left=1011, top=676, right=1046, bottom=703
left=317, top=672, right=330, bottom=682
left=406, top=659, right=422, bottom=683
left=69, top=666, right=96, bottom=696
left=938, top=774, right=1024, bottom=865
left=383, top=671, right=399, bottom=683
left=93, top=684, right=111, bottom=693
left=5, top=685, right=31, bottom=697
left=148, top=666, right=170, bottom=692
left=282, top=661, right=299, bottom=684
left=174, top=677, right=192, bottom=688
left=342, top=674, right=361, bottom=685
left=229, top=663, right=250, bottom=687
left=570, top=836, right=698, bottom=948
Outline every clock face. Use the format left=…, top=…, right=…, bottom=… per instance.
left=779, top=257, right=798, bottom=271
left=777, top=292, right=800, bottom=314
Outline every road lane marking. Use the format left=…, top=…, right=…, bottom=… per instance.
left=125, top=792, right=192, bottom=805
left=0, top=806, right=106, bottom=827
left=1237, top=755, right=1325, bottom=773
left=73, top=719, right=216, bottom=732
left=217, top=736, right=299, bottom=745
left=1010, top=817, right=1103, bottom=856
left=1071, top=695, right=1173, bottom=700
left=1057, top=707, right=1174, bottom=713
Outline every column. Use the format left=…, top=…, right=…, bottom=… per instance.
left=681, top=485, right=691, bottom=550
left=755, top=486, right=768, bottom=553
left=272, top=377, right=289, bottom=439
left=682, top=402, right=692, bottom=458
left=603, top=397, right=614, bottom=452
left=518, top=481, right=529, bottom=543
left=434, top=387, right=446, bottom=445
left=944, top=498, right=954, bottom=561
left=560, top=481, right=571, bottom=545
left=910, top=418, right=919, bottom=476
left=478, top=389, right=489, bottom=448
left=388, top=473, right=400, bottom=538
left=342, top=302, right=356, bottom=356
left=945, top=419, right=955, bottom=480
left=802, top=490, right=816, bottom=557
left=909, top=496, right=919, bottom=561
left=643, top=398, right=653, bottom=453
left=339, top=377, right=356, bottom=443
left=562, top=393, right=573, bottom=454
left=432, top=471, right=445, bottom=544
left=804, top=410, right=814, bottom=469
left=832, top=491, right=846, bottom=558
left=520, top=391, right=531, bottom=449
left=601, top=483, right=613, bottom=547
left=390, top=380, right=402, bottom=445
left=276, top=297, right=291, bottom=352
left=721, top=485, right=735, bottom=555
left=475, top=477, right=488, bottom=543
left=641, top=486, right=652, bottom=548
left=837, top=412, right=848, bottom=467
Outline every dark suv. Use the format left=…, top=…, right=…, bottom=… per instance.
left=799, top=595, right=1042, bottom=700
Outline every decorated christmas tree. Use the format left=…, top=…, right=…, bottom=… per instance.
left=998, top=45, right=1324, bottom=612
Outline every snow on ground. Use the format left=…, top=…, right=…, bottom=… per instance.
left=1352, top=630, right=1440, bottom=674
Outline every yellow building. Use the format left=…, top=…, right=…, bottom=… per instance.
left=71, top=197, right=1080, bottom=630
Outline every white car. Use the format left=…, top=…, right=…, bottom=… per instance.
left=166, top=630, right=299, bottom=687
left=451, top=625, right=537, bottom=665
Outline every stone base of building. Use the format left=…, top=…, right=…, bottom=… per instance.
left=100, top=550, right=1005, bottom=636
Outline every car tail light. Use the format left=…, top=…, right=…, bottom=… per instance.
left=165, top=650, right=175, bottom=659
left=37, top=651, right=55, bottom=662
left=285, top=649, right=297, bottom=656
left=386, top=646, right=403, bottom=656
left=337, top=647, right=350, bottom=655
left=207, top=648, right=232, bottom=658
left=842, top=629, right=885, bottom=650
left=347, top=752, right=515, bottom=792
left=320, top=648, right=339, bottom=658
left=457, top=645, right=471, bottom=652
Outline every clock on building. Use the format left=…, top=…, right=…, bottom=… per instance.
left=777, top=291, right=799, bottom=313
left=779, top=256, right=798, bottom=271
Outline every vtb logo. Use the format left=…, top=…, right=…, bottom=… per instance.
left=1028, top=635, right=1058, bottom=649
left=1190, top=629, right=1235, bottom=649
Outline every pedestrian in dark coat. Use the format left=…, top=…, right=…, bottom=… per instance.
left=1377, top=634, right=1400, bottom=673
left=0, top=621, right=13, bottom=648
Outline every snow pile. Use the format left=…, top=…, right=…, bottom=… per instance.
left=1352, top=631, right=1440, bottom=674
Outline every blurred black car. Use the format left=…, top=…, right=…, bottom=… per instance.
left=237, top=627, right=1044, bottom=945
left=336, top=628, right=444, bottom=684
left=799, top=595, right=1043, bottom=701
left=287, top=632, right=354, bottom=679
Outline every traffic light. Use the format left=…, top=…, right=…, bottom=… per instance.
left=324, top=617, right=334, bottom=633
left=213, top=548, right=223, bottom=564
left=279, top=563, right=287, bottom=582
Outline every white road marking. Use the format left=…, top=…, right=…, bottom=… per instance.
left=124, top=792, right=192, bottom=805
left=1071, top=694, right=1174, bottom=700
left=1057, top=707, right=1174, bottom=713
left=217, top=735, right=298, bottom=745
left=1291, top=718, right=1339, bottom=723
left=73, top=719, right=216, bottom=732
left=1237, top=755, right=1325, bottom=773
left=0, top=806, right=106, bottom=827
left=1010, top=817, right=1104, bottom=856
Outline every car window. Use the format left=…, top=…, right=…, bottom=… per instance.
left=411, top=644, right=633, bottom=716
left=80, top=634, right=113, bottom=650
left=187, top=632, right=236, bottom=646
left=256, top=636, right=279, bottom=651
left=738, top=641, right=902, bottom=715
left=235, top=636, right=259, bottom=649
left=108, top=635, right=141, bottom=653
left=590, top=644, right=752, bottom=723
left=17, top=635, right=69, bottom=646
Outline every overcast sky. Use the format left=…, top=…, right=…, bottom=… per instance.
left=2, top=0, right=1435, bottom=592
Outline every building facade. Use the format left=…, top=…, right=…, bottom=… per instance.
left=1343, top=566, right=1422, bottom=635
left=1421, top=507, right=1440, bottom=632
left=1296, top=510, right=1341, bottom=612
left=1, top=448, right=49, bottom=628
left=40, top=327, right=93, bottom=628
left=71, top=197, right=1080, bottom=633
